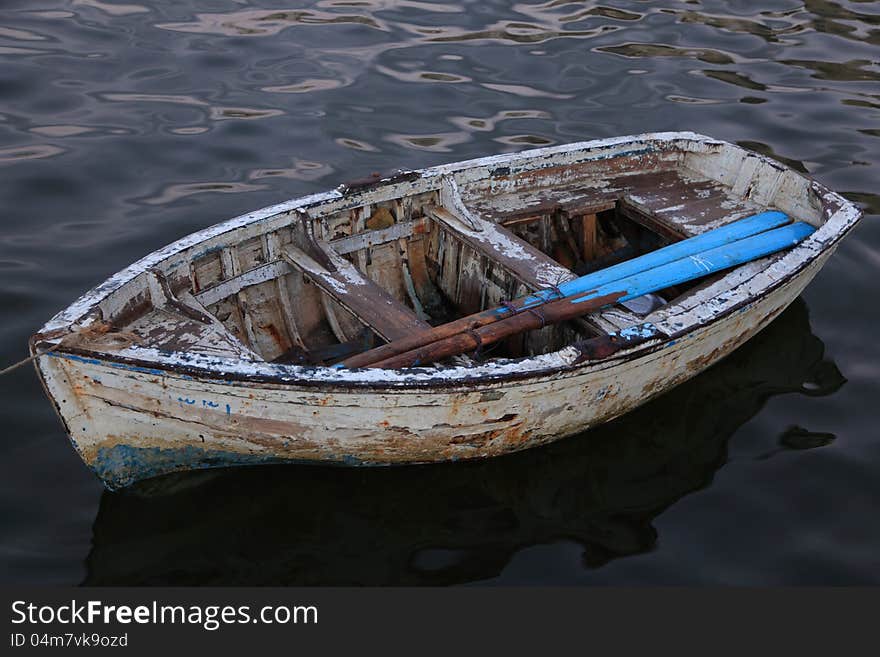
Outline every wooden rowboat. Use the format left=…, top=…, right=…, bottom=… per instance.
left=31, top=132, right=862, bottom=489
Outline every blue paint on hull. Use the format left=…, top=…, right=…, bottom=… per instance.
left=91, top=444, right=365, bottom=490
left=47, top=351, right=186, bottom=379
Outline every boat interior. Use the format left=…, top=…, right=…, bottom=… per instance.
left=90, top=144, right=818, bottom=368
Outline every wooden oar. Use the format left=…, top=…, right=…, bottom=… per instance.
left=340, top=211, right=791, bottom=368
left=365, top=222, right=814, bottom=369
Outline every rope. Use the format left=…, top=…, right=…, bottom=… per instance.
left=547, top=284, right=564, bottom=300
left=466, top=326, right=483, bottom=359
left=527, top=306, right=547, bottom=329
left=0, top=341, right=64, bottom=376
left=499, top=299, right=518, bottom=316
left=0, top=322, right=140, bottom=377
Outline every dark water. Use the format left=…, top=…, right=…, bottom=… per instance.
left=1, top=0, right=878, bottom=585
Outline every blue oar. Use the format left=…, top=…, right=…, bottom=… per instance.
left=510, top=210, right=790, bottom=314
left=367, top=221, right=815, bottom=368
left=570, top=221, right=814, bottom=305
left=342, top=211, right=798, bottom=368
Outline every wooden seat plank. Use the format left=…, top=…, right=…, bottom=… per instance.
left=281, top=243, right=430, bottom=342
left=426, top=205, right=576, bottom=291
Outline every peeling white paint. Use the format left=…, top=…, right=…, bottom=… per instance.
left=36, top=132, right=862, bottom=386
left=31, top=132, right=863, bottom=487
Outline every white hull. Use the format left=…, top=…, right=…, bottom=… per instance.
left=31, top=132, right=861, bottom=489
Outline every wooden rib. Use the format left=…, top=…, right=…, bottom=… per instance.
left=581, top=213, right=597, bottom=261
left=321, top=293, right=357, bottom=343
left=281, top=242, right=430, bottom=342
left=398, top=236, right=430, bottom=321
left=265, top=232, right=307, bottom=352
left=554, top=209, right=581, bottom=266
left=216, top=246, right=254, bottom=352
left=236, top=290, right=262, bottom=355
left=402, top=235, right=444, bottom=318
left=440, top=175, right=482, bottom=231
left=219, top=247, right=262, bottom=352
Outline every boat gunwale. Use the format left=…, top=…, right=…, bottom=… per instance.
left=32, top=132, right=863, bottom=389
left=31, top=250, right=834, bottom=392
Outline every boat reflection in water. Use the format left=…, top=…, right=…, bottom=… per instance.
left=83, top=298, right=844, bottom=585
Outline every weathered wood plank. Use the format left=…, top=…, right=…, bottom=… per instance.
left=281, top=242, right=430, bottom=342
left=127, top=302, right=259, bottom=361
left=176, top=290, right=263, bottom=361
left=265, top=231, right=307, bottom=352
left=581, top=213, right=597, bottom=261
left=144, top=270, right=262, bottom=360
left=328, top=217, right=429, bottom=255
left=617, top=199, right=690, bottom=243
left=426, top=205, right=576, bottom=291
left=470, top=169, right=762, bottom=238
left=195, top=260, right=290, bottom=307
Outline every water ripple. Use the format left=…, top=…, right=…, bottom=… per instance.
left=0, top=144, right=66, bottom=164
left=72, top=1, right=150, bottom=17
left=385, top=131, right=471, bottom=152
left=140, top=181, right=270, bottom=206
left=28, top=125, right=96, bottom=137
left=2, top=0, right=879, bottom=586
left=157, top=8, right=390, bottom=37
left=597, top=42, right=736, bottom=65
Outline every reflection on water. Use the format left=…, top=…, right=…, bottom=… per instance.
left=1, top=0, right=878, bottom=585
left=83, top=300, right=844, bottom=585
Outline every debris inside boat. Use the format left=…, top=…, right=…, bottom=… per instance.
left=28, top=132, right=862, bottom=489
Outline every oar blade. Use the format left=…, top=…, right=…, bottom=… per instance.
left=519, top=210, right=791, bottom=309
left=572, top=221, right=815, bottom=305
